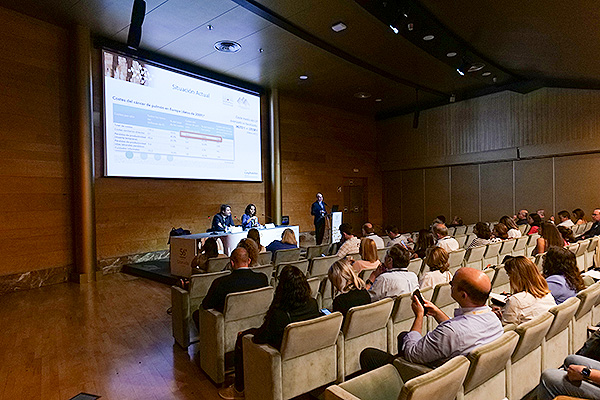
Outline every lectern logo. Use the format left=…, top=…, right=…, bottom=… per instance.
left=180, top=249, right=187, bottom=257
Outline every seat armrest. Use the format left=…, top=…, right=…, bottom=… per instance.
left=171, top=286, right=190, bottom=348
left=504, top=323, right=517, bottom=332
left=393, top=357, right=433, bottom=382
left=199, top=308, right=225, bottom=383
left=324, top=385, right=362, bottom=400
left=243, top=335, right=283, bottom=400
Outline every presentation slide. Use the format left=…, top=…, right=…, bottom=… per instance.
left=102, top=50, right=262, bottom=181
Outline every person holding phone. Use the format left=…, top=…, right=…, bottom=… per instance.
left=360, top=267, right=503, bottom=371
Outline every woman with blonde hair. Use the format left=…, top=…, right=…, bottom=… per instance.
left=420, top=247, right=452, bottom=289
left=351, top=238, right=381, bottom=275
left=494, top=256, right=556, bottom=325
left=266, top=228, right=298, bottom=254
left=328, top=259, right=371, bottom=317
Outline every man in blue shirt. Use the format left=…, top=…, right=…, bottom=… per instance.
left=361, top=267, right=503, bottom=370
left=311, top=193, right=328, bottom=245
left=211, top=204, right=234, bottom=232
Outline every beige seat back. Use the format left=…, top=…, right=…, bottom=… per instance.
left=491, top=266, right=510, bottom=293
left=378, top=247, right=389, bottom=263
left=448, top=249, right=466, bottom=274
left=275, top=259, right=309, bottom=277
left=272, top=248, right=301, bottom=265
left=463, top=331, right=519, bottom=393
left=455, top=235, right=467, bottom=248
left=306, top=244, right=329, bottom=259
left=308, top=255, right=339, bottom=278
left=342, top=298, right=394, bottom=340
left=280, top=312, right=343, bottom=360
left=223, top=286, right=274, bottom=322
left=189, top=270, right=230, bottom=307
left=257, top=251, right=272, bottom=266
left=431, top=282, right=454, bottom=310
left=249, top=264, right=274, bottom=281
left=408, top=258, right=423, bottom=276
left=512, top=236, right=528, bottom=256
left=330, top=363, right=403, bottom=400
left=455, top=225, right=467, bottom=236
left=575, top=283, right=600, bottom=320
left=398, top=356, right=470, bottom=400
left=465, top=245, right=487, bottom=269
left=547, top=297, right=580, bottom=340
left=498, top=239, right=515, bottom=260
left=206, top=257, right=231, bottom=272
left=511, top=312, right=553, bottom=362
left=482, top=242, right=501, bottom=267
left=307, top=277, right=321, bottom=300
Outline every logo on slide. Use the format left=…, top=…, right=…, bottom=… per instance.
left=237, top=96, right=250, bottom=109
left=222, top=96, right=233, bottom=107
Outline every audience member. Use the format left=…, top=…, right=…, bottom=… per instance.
left=414, top=229, right=435, bottom=259
left=467, top=222, right=492, bottom=249
left=247, top=228, right=266, bottom=252
left=538, top=354, right=600, bottom=400
left=558, top=226, right=576, bottom=244
left=557, top=210, right=575, bottom=228
left=577, top=208, right=600, bottom=240
left=366, top=245, right=418, bottom=302
left=516, top=209, right=529, bottom=225
left=537, top=209, right=547, bottom=221
left=491, top=223, right=509, bottom=242
left=221, top=265, right=319, bottom=400
left=360, top=267, right=502, bottom=370
left=351, top=238, right=381, bottom=275
left=499, top=215, right=522, bottom=238
left=493, top=256, right=556, bottom=325
left=528, top=213, right=542, bottom=234
left=201, top=248, right=269, bottom=313
left=447, top=216, right=463, bottom=227
left=534, top=222, right=565, bottom=255
left=436, top=215, right=447, bottom=224
left=336, top=223, right=361, bottom=258
left=236, top=238, right=260, bottom=267
left=265, top=228, right=297, bottom=254
left=573, top=208, right=588, bottom=225
left=385, top=225, right=410, bottom=249
left=419, top=247, right=452, bottom=289
left=542, top=246, right=585, bottom=304
left=328, top=259, right=371, bottom=318
left=362, top=222, right=385, bottom=249
left=433, top=224, right=460, bottom=252
left=190, top=237, right=225, bottom=274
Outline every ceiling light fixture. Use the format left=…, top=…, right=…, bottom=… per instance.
left=456, top=59, right=468, bottom=76
left=354, top=92, right=372, bottom=99
left=214, top=40, right=241, bottom=53
left=375, top=98, right=382, bottom=102
left=207, top=25, right=213, bottom=30
left=467, top=62, right=485, bottom=72
left=299, top=75, right=309, bottom=80
left=331, top=21, right=347, bottom=32
left=407, top=23, right=414, bottom=31
left=389, top=25, right=399, bottom=34
left=423, top=35, right=434, bottom=41
left=482, top=72, right=491, bottom=77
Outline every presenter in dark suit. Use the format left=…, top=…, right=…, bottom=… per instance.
left=211, top=204, right=234, bottom=232
left=311, top=193, right=328, bottom=245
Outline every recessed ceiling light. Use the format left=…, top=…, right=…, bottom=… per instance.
left=375, top=98, right=382, bottom=102
left=423, top=35, right=434, bottom=41
left=207, top=25, right=213, bottom=30
left=299, top=75, right=309, bottom=80
left=331, top=21, right=347, bottom=32
left=467, top=62, right=485, bottom=72
left=258, top=48, right=264, bottom=53
left=389, top=25, right=399, bottom=34
left=446, top=52, right=457, bottom=57
left=214, top=40, right=241, bottom=53
left=482, top=72, right=491, bottom=76
left=354, top=92, right=371, bottom=99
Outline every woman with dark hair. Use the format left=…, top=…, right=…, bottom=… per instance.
left=542, top=246, right=585, bottom=304
left=557, top=226, right=576, bottom=244
left=247, top=228, right=266, bottom=252
left=329, top=259, right=370, bottom=318
left=242, top=203, right=259, bottom=230
left=534, top=222, right=565, bottom=255
left=414, top=229, right=435, bottom=259
left=491, top=223, right=509, bottom=242
left=573, top=208, right=588, bottom=225
left=222, top=265, right=320, bottom=399
left=467, top=222, right=492, bottom=249
left=499, top=215, right=522, bottom=239
left=527, top=213, right=542, bottom=235
left=493, top=256, right=556, bottom=325
left=190, top=237, right=226, bottom=274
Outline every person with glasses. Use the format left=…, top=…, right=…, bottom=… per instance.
left=577, top=209, right=600, bottom=241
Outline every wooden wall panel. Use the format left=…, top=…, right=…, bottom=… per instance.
left=401, top=170, right=424, bottom=232
left=382, top=170, right=402, bottom=228
left=0, top=7, right=72, bottom=276
left=480, top=161, right=513, bottom=222
left=449, top=165, right=479, bottom=225
left=279, top=96, right=382, bottom=233
left=514, top=158, right=553, bottom=216
left=555, top=154, right=600, bottom=215
left=424, top=167, right=450, bottom=223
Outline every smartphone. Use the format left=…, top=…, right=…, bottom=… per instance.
left=413, top=289, right=426, bottom=307
left=320, top=308, right=331, bottom=315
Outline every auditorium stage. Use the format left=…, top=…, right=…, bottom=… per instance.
left=121, top=259, right=179, bottom=286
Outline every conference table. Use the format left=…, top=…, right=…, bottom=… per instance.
left=169, top=225, right=300, bottom=277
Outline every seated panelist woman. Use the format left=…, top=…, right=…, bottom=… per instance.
left=242, top=203, right=259, bottom=230
left=210, top=204, right=234, bottom=232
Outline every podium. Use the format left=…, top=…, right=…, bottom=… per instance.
left=330, top=212, right=342, bottom=243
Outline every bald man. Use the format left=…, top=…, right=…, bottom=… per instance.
left=361, top=267, right=503, bottom=370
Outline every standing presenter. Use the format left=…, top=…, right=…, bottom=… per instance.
left=311, top=193, right=328, bottom=245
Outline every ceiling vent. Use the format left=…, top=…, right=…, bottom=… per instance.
left=214, top=41, right=242, bottom=53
